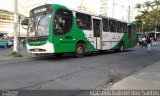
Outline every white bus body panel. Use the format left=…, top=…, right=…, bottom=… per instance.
left=102, top=32, right=112, bottom=50
left=110, top=33, right=124, bottom=48
left=83, top=30, right=94, bottom=46
left=26, top=41, right=55, bottom=54
left=102, top=32, right=124, bottom=50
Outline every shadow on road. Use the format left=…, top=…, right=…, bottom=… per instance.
left=33, top=49, right=134, bottom=61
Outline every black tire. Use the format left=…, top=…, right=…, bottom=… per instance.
left=54, top=53, right=64, bottom=57
left=75, top=43, right=85, bottom=58
left=99, top=50, right=106, bottom=53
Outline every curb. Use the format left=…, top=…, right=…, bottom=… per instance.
left=107, top=60, right=160, bottom=89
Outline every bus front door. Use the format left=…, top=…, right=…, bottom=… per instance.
left=93, top=19, right=102, bottom=50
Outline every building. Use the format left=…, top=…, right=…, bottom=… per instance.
left=0, top=10, right=14, bottom=37
left=0, top=10, right=27, bottom=38
left=77, top=1, right=95, bottom=14
left=100, top=0, right=108, bottom=16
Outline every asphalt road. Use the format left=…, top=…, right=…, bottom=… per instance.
left=0, top=45, right=160, bottom=90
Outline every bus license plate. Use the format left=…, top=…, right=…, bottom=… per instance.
left=35, top=49, right=39, bottom=52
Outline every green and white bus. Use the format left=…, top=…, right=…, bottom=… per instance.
left=22, top=4, right=136, bottom=57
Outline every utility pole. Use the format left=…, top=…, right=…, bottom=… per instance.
left=155, top=0, right=160, bottom=39
left=13, top=0, right=18, bottom=52
left=142, top=21, right=144, bottom=32
left=155, top=19, right=157, bottom=39
left=112, top=0, right=115, bottom=17
left=18, top=16, right=21, bottom=55
left=128, top=5, right=131, bottom=22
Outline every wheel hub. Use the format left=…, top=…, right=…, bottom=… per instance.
left=121, top=45, right=124, bottom=51
left=78, top=47, right=83, bottom=54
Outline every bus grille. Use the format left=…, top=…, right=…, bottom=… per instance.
left=29, top=49, right=46, bottom=52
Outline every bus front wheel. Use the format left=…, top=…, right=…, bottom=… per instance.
left=54, top=53, right=64, bottom=58
left=75, top=43, right=85, bottom=58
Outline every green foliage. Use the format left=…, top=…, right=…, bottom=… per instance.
left=135, top=3, right=142, bottom=10
left=10, top=52, right=23, bottom=57
left=135, top=0, right=160, bottom=32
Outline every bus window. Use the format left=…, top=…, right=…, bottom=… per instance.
left=54, top=9, right=73, bottom=35
left=122, top=23, right=128, bottom=33
left=117, top=21, right=122, bottom=33
left=131, top=24, right=136, bottom=33
left=128, top=25, right=131, bottom=38
left=102, top=18, right=109, bottom=32
left=76, top=12, right=92, bottom=30
left=109, top=19, right=116, bottom=32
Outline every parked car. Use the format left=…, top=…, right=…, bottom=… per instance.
left=0, top=33, right=13, bottom=48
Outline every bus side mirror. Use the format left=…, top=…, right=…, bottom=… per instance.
left=21, top=19, right=29, bottom=25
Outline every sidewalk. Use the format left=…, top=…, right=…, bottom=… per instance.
left=0, top=53, right=33, bottom=61
left=108, top=60, right=160, bottom=89
left=0, top=48, right=34, bottom=61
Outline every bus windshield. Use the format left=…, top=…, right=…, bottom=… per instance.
left=28, top=13, right=52, bottom=38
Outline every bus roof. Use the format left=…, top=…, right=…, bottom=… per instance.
left=32, top=4, right=129, bottom=24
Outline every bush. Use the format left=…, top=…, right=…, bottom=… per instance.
left=10, top=52, right=23, bottom=57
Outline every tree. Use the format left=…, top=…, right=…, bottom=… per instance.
left=152, top=0, right=160, bottom=38
left=135, top=3, right=142, bottom=14
left=143, top=1, right=152, bottom=10
left=135, top=0, right=160, bottom=38
left=153, top=0, right=160, bottom=9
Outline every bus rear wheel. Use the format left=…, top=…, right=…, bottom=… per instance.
left=75, top=43, right=85, bottom=58
left=119, top=43, right=124, bottom=52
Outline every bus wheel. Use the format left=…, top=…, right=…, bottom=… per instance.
left=99, top=50, right=106, bottom=53
left=75, top=43, right=85, bottom=58
left=119, top=43, right=124, bottom=52
left=54, top=53, right=64, bottom=57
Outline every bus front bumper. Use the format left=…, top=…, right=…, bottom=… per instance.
left=26, top=42, right=55, bottom=54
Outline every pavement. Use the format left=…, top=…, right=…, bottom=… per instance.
left=108, top=43, right=160, bottom=90
left=0, top=43, right=160, bottom=90
left=0, top=47, right=34, bottom=61
left=108, top=61, right=160, bottom=90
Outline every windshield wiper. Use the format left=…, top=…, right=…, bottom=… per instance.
left=28, top=16, right=36, bottom=38
left=29, top=16, right=36, bottom=26
left=36, top=12, right=47, bottom=37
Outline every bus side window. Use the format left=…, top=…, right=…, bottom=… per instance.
left=122, top=23, right=128, bottom=33
left=109, top=19, right=116, bottom=32
left=76, top=12, right=92, bottom=30
left=54, top=9, right=73, bottom=35
left=128, top=25, right=131, bottom=33
left=128, top=25, right=132, bottom=38
left=76, top=19, right=82, bottom=28
left=102, top=18, right=109, bottom=32
left=117, top=21, right=122, bottom=33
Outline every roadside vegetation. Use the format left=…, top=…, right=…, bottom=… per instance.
left=10, top=52, right=23, bottom=57
left=135, top=0, right=160, bottom=33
